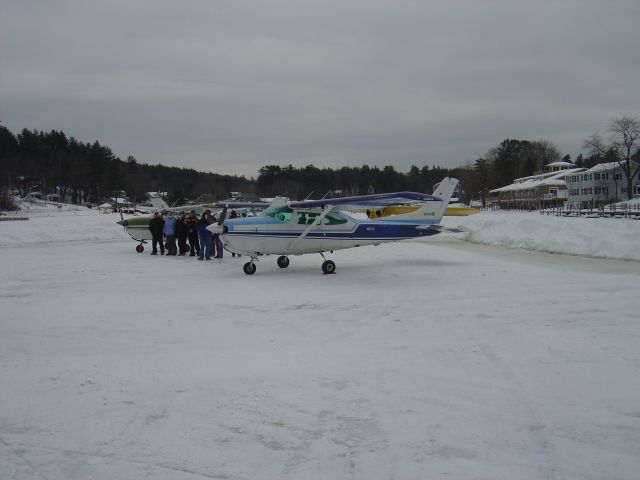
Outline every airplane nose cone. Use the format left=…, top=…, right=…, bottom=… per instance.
left=117, top=220, right=128, bottom=226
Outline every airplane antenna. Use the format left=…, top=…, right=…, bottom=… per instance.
left=304, top=191, right=314, bottom=200
left=320, top=189, right=332, bottom=200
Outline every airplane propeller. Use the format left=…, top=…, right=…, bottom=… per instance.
left=217, top=206, right=228, bottom=225
left=208, top=206, right=227, bottom=235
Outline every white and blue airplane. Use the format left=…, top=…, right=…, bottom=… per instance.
left=208, top=178, right=461, bottom=275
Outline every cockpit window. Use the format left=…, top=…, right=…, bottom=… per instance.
left=265, top=206, right=293, bottom=223
left=296, top=211, right=347, bottom=225
left=266, top=206, right=348, bottom=225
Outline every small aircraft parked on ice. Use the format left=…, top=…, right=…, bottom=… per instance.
left=207, top=178, right=463, bottom=275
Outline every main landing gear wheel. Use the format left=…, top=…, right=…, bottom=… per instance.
left=243, top=262, right=257, bottom=275
left=322, top=260, right=336, bottom=274
left=136, top=244, right=144, bottom=253
left=277, top=256, right=290, bottom=268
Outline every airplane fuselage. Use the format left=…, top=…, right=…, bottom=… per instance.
left=221, top=211, right=441, bottom=256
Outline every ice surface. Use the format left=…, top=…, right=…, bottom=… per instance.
left=0, top=212, right=639, bottom=479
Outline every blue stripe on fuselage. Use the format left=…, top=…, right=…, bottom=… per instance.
left=225, top=222, right=440, bottom=240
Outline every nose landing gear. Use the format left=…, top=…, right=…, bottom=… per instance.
left=320, top=253, right=336, bottom=274
left=243, top=259, right=257, bottom=275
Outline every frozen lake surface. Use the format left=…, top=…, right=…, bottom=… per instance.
left=1, top=214, right=639, bottom=479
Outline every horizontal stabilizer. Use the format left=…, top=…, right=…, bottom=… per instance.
left=422, top=225, right=469, bottom=234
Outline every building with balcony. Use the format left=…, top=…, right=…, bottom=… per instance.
left=489, top=164, right=585, bottom=209
left=566, top=161, right=639, bottom=209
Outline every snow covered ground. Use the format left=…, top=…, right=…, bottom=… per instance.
left=444, top=211, right=640, bottom=261
left=1, top=212, right=639, bottom=479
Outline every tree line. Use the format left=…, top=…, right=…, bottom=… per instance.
left=2, top=115, right=637, bottom=210
left=0, top=125, right=254, bottom=209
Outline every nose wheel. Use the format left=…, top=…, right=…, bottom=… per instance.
left=277, top=256, right=290, bottom=268
left=243, top=260, right=257, bottom=275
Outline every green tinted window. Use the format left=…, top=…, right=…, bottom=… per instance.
left=324, top=213, right=347, bottom=225
left=266, top=206, right=293, bottom=223
left=296, top=211, right=347, bottom=225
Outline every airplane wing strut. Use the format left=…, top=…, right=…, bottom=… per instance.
left=287, top=206, right=335, bottom=252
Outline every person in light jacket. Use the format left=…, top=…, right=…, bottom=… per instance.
left=163, top=213, right=178, bottom=256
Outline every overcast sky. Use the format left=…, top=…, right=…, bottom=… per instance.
left=1, top=0, right=638, bottom=177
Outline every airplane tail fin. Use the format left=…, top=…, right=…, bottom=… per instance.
left=377, top=177, right=459, bottom=224
left=432, top=177, right=459, bottom=220
left=149, top=196, right=169, bottom=210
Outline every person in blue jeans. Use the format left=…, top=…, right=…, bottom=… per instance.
left=197, top=211, right=213, bottom=260
left=213, top=233, right=224, bottom=258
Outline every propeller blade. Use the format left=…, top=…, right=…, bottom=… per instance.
left=217, top=206, right=228, bottom=225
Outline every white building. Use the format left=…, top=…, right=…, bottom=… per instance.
left=566, top=161, right=639, bottom=209
left=489, top=163, right=585, bottom=209
left=545, top=161, right=576, bottom=173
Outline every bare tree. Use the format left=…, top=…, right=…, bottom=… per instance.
left=530, top=140, right=561, bottom=171
left=583, top=115, right=640, bottom=200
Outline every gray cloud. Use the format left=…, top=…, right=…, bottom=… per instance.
left=1, top=0, right=638, bottom=176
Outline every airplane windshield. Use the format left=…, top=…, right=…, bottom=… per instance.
left=266, top=206, right=294, bottom=223
left=296, top=211, right=347, bottom=225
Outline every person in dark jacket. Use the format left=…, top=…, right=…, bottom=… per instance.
left=213, top=213, right=224, bottom=259
left=176, top=212, right=188, bottom=255
left=148, top=211, right=165, bottom=255
left=186, top=210, right=200, bottom=256
left=197, top=211, right=213, bottom=260
left=229, top=210, right=240, bottom=257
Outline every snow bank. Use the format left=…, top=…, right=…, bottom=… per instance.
left=444, top=211, right=640, bottom=261
left=0, top=212, right=130, bottom=247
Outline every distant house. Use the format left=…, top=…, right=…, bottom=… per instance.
left=26, top=191, right=43, bottom=200
left=108, top=197, right=132, bottom=208
left=146, top=191, right=168, bottom=199
left=489, top=163, right=585, bottom=209
left=566, top=161, right=640, bottom=209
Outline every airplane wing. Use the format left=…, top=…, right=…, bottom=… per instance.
left=156, top=201, right=270, bottom=214
left=211, top=201, right=271, bottom=209
left=289, top=191, right=440, bottom=210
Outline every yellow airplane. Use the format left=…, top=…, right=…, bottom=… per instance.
left=366, top=204, right=480, bottom=219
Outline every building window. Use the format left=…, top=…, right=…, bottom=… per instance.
left=615, top=173, right=622, bottom=181
left=595, top=173, right=601, bottom=180
left=595, top=187, right=601, bottom=195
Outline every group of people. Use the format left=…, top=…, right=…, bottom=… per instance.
left=148, top=209, right=236, bottom=260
